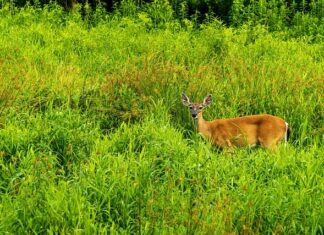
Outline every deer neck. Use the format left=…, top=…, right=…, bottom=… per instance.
left=197, top=112, right=211, bottom=138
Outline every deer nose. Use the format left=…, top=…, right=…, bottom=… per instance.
left=192, top=114, right=197, bottom=119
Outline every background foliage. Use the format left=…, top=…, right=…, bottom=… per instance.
left=1, top=0, right=323, bottom=36
left=0, top=1, right=323, bottom=234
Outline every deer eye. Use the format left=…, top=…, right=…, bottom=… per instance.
left=199, top=106, right=203, bottom=109
left=189, top=106, right=193, bottom=109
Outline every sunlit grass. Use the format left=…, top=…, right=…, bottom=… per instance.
left=0, top=4, right=323, bottom=234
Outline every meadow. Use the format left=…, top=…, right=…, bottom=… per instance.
left=0, top=2, right=323, bottom=234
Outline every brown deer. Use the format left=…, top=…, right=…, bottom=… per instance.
left=181, top=93, right=290, bottom=149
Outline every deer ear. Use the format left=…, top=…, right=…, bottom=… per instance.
left=181, top=93, right=191, bottom=106
left=203, top=94, right=212, bottom=107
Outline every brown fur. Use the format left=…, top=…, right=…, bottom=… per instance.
left=182, top=93, right=288, bottom=149
left=197, top=113, right=287, bottom=149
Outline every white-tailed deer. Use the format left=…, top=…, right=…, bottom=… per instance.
left=182, top=93, right=290, bottom=149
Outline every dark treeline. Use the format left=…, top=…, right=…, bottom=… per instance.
left=1, top=0, right=323, bottom=35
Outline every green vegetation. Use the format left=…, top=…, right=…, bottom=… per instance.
left=2, top=0, right=323, bottom=37
left=0, top=1, right=323, bottom=234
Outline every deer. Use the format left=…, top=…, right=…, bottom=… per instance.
left=181, top=93, right=290, bottom=149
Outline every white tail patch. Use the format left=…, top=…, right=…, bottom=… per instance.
left=284, top=122, right=289, bottom=146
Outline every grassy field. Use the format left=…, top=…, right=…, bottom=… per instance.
left=0, top=4, right=323, bottom=234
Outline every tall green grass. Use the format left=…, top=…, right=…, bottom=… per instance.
left=0, top=4, right=323, bottom=234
